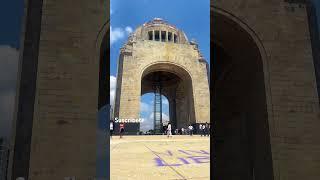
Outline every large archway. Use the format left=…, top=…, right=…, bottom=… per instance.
left=140, top=63, right=196, bottom=133
left=212, top=7, right=274, bottom=180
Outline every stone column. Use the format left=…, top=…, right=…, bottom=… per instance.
left=166, top=31, right=168, bottom=42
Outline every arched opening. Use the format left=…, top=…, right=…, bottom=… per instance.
left=212, top=8, right=274, bottom=180
left=139, top=93, right=170, bottom=134
left=140, top=63, right=196, bottom=134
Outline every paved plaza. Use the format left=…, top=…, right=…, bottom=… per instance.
left=110, top=135, right=210, bottom=180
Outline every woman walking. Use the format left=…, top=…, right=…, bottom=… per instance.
left=110, top=120, right=114, bottom=138
left=167, top=123, right=172, bottom=138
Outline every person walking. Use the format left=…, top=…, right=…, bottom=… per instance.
left=175, top=128, right=178, bottom=135
left=188, top=124, right=193, bottom=136
left=110, top=120, right=114, bottom=138
left=199, top=124, right=203, bottom=136
left=167, top=123, right=172, bottom=138
left=164, top=125, right=167, bottom=135
left=202, top=123, right=206, bottom=136
left=119, top=122, right=125, bottom=138
left=162, top=125, right=166, bottom=135
left=205, top=122, right=209, bottom=136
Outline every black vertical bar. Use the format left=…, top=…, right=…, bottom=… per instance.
left=97, top=27, right=110, bottom=179
left=160, top=83, right=162, bottom=133
left=210, top=2, right=215, bottom=178
left=11, top=0, right=44, bottom=179
left=154, top=85, right=156, bottom=131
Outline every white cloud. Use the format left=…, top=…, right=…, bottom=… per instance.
left=110, top=75, right=116, bottom=107
left=140, top=120, right=153, bottom=132
left=0, top=45, right=19, bottom=138
left=125, top=26, right=133, bottom=34
left=110, top=26, right=133, bottom=45
left=140, top=102, right=151, bottom=112
left=163, top=98, right=169, bottom=105
left=110, top=27, right=124, bottom=45
left=140, top=112, right=169, bottom=132
left=162, top=113, right=170, bottom=125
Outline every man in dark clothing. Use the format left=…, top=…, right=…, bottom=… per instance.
left=119, top=123, right=125, bottom=138
left=205, top=122, right=209, bottom=136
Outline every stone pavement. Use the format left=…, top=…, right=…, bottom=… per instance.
left=110, top=135, right=210, bottom=180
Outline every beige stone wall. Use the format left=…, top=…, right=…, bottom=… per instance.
left=213, top=0, right=320, bottom=179
left=27, top=0, right=107, bottom=179
left=115, top=39, right=210, bottom=124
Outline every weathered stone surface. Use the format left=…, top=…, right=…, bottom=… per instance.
left=12, top=0, right=108, bottom=179
left=213, top=1, right=320, bottom=179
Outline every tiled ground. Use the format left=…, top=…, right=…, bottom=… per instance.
left=110, top=135, right=210, bottom=180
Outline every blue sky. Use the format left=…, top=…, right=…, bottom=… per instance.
left=0, top=0, right=24, bottom=48
left=110, top=0, right=210, bottom=76
left=110, top=0, right=210, bottom=131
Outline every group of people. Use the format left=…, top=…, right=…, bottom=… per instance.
left=110, top=120, right=211, bottom=138
left=165, top=122, right=210, bottom=137
left=199, top=122, right=210, bottom=136
left=171, top=125, right=194, bottom=136
left=166, top=123, right=194, bottom=137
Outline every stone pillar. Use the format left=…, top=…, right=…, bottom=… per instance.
left=166, top=31, right=168, bottom=42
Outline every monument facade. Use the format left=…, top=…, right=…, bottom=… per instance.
left=113, top=18, right=210, bottom=134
